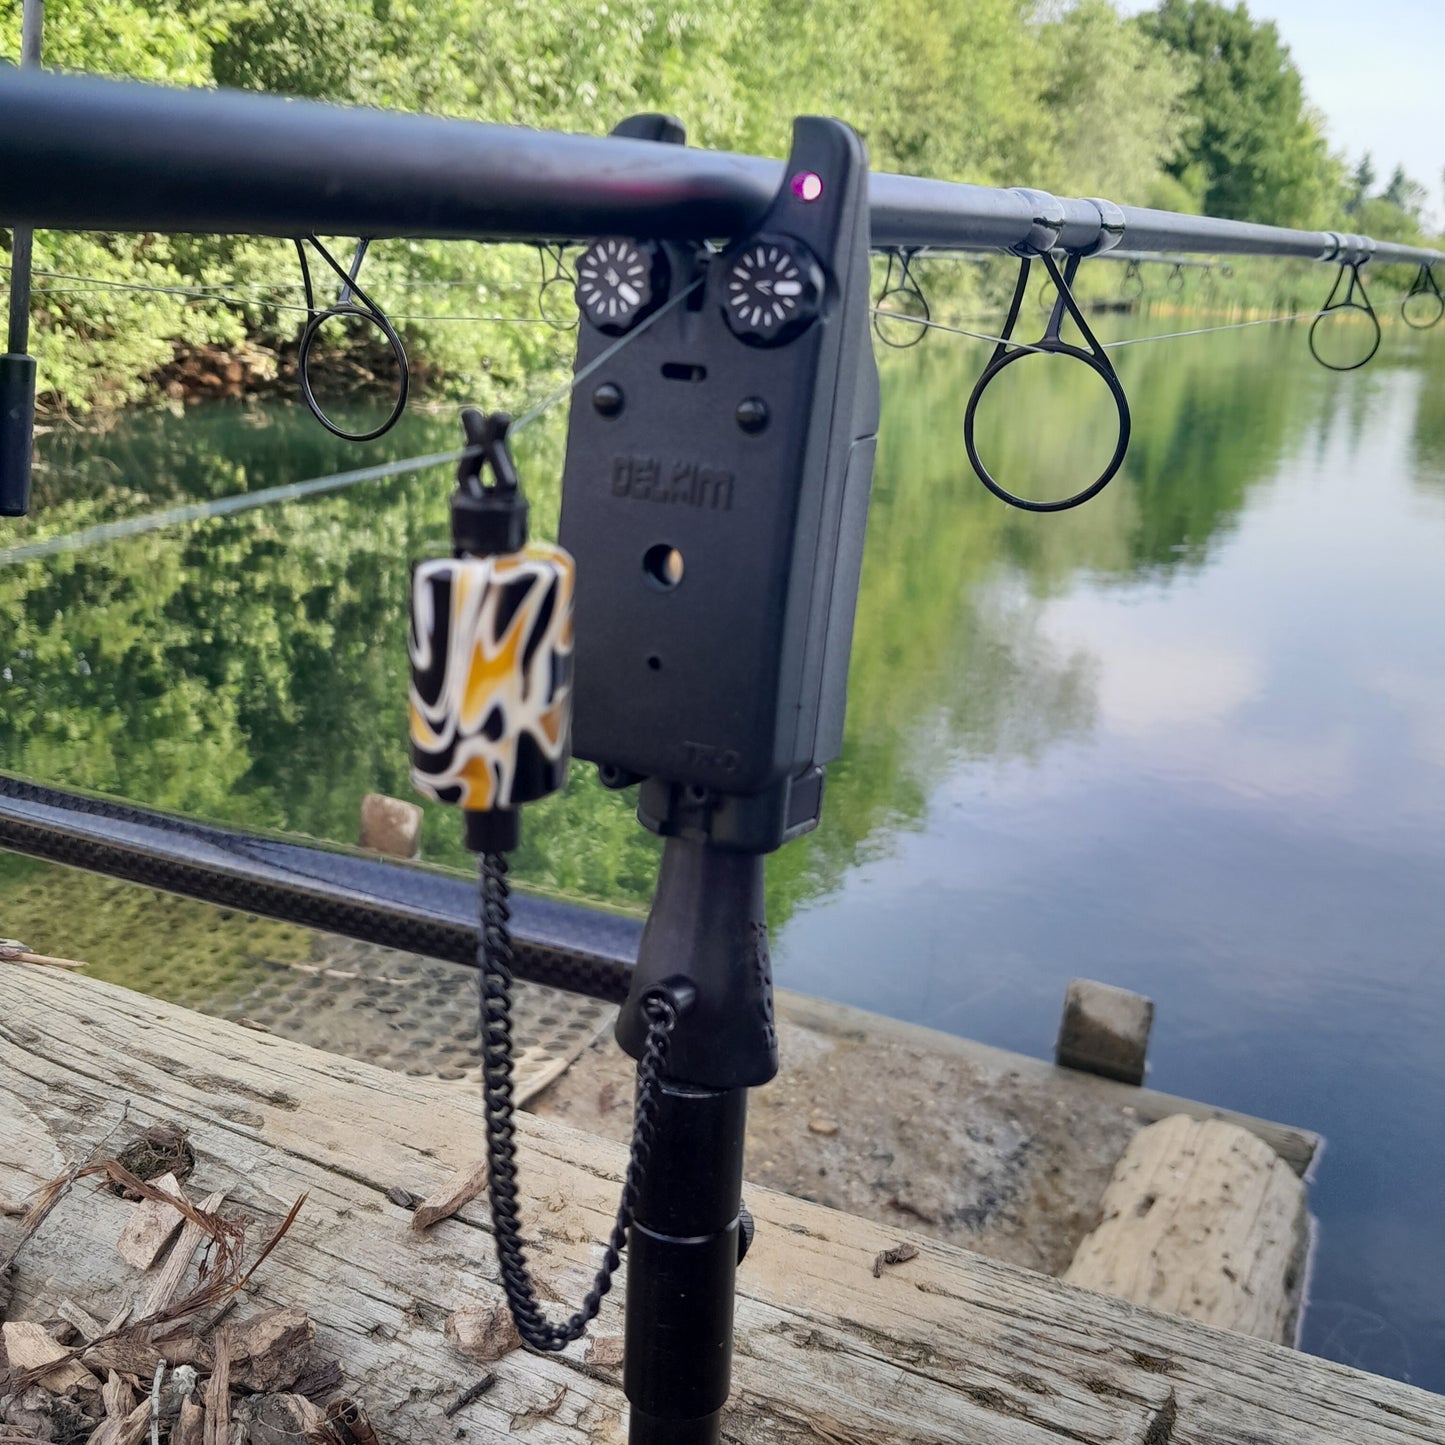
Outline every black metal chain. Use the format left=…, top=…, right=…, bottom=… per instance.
left=477, top=852, right=675, bottom=1350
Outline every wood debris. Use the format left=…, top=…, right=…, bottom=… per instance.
left=409, top=1160, right=489, bottom=1232
left=90, top=1399, right=151, bottom=1445
left=444, top=1303, right=521, bottom=1365
left=510, top=1384, right=566, bottom=1429
left=85, top=1330, right=165, bottom=1380
left=222, top=1308, right=314, bottom=1393
left=287, top=1356, right=343, bottom=1402
left=142, top=1190, right=230, bottom=1319
left=110, top=1125, right=197, bottom=1197
left=442, top=1375, right=496, bottom=1418
left=55, top=1298, right=104, bottom=1344
left=871, top=1242, right=920, bottom=1278
left=101, top=1368, right=137, bottom=1421
left=234, top=1391, right=326, bottom=1445
left=116, top=1171, right=188, bottom=1270
left=204, top=1327, right=231, bottom=1445
left=0, top=1382, right=99, bottom=1440
left=172, top=1398, right=205, bottom=1445
left=584, top=1335, right=625, bottom=1370
left=0, top=1133, right=385, bottom=1445
left=305, top=1398, right=381, bottom=1444
left=0, top=1321, right=100, bottom=1392
left=0, top=937, right=88, bottom=970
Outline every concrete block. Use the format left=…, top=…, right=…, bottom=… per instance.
left=358, top=792, right=423, bottom=859
left=1056, top=978, right=1153, bottom=1085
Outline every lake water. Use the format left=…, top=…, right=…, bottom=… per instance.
left=2, top=306, right=1443, bottom=1389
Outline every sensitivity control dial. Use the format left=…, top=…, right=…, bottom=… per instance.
left=721, top=235, right=824, bottom=347
left=575, top=238, right=670, bottom=335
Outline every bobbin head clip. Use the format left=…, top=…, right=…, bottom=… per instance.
left=409, top=409, right=575, bottom=854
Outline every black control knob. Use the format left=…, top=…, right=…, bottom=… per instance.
left=575, top=237, right=669, bottom=335
left=737, top=1203, right=755, bottom=1263
left=721, top=235, right=824, bottom=347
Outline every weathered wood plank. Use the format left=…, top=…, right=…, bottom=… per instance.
left=1065, top=1115, right=1309, bottom=1345
left=1, top=968, right=1435, bottom=1445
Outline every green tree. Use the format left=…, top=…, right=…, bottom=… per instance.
left=1139, top=0, right=1342, bottom=226
left=1384, top=164, right=1427, bottom=220
left=1037, top=0, right=1193, bottom=204
left=1350, top=153, right=1377, bottom=213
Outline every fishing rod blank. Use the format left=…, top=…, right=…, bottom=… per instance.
left=1, top=70, right=1442, bottom=268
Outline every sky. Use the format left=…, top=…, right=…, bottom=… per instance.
left=1124, top=0, right=1444, bottom=225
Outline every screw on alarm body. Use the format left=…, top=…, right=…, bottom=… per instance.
left=593, top=383, right=625, bottom=417
left=735, top=398, right=768, bottom=433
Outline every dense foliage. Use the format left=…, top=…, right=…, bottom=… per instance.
left=2, top=0, right=1433, bottom=415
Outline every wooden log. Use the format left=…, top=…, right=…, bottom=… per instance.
left=2, top=969, right=1438, bottom=1445
left=1064, top=1114, right=1309, bottom=1344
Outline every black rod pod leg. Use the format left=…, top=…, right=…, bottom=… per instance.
left=624, top=1082, right=748, bottom=1445
left=616, top=836, right=777, bottom=1445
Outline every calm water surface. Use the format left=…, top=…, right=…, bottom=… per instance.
left=2, top=311, right=1443, bottom=1388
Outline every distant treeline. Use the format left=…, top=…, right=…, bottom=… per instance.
left=1, top=0, right=1437, bottom=413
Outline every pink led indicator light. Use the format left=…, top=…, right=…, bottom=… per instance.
left=791, top=171, right=824, bottom=202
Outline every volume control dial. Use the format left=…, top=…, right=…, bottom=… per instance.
left=576, top=238, right=669, bottom=335
left=722, top=235, right=824, bottom=347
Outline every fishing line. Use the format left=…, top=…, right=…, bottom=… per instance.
left=0, top=278, right=703, bottom=569
left=18, top=283, right=564, bottom=325
left=1103, top=309, right=1325, bottom=348
left=871, top=305, right=1326, bottom=352
left=2, top=267, right=1399, bottom=341
left=1, top=263, right=550, bottom=298
left=869, top=307, right=1049, bottom=353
